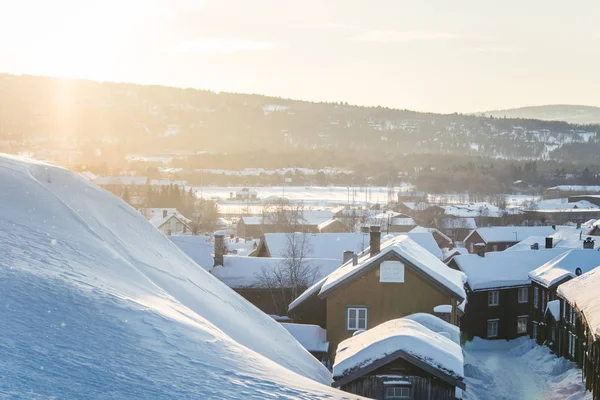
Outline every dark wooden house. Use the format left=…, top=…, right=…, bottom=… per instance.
left=528, top=248, right=600, bottom=343
left=452, top=249, right=565, bottom=340
left=556, top=267, right=600, bottom=399
left=332, top=318, right=465, bottom=400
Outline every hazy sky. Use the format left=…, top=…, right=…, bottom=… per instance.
left=2, top=0, right=600, bottom=113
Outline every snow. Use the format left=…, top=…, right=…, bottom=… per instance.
left=383, top=380, right=412, bottom=385
left=0, top=154, right=358, bottom=399
left=558, top=266, right=600, bottom=338
left=438, top=217, right=478, bottom=230
left=211, top=255, right=342, bottom=288
left=455, top=249, right=567, bottom=290
left=281, top=323, right=329, bottom=353
left=464, top=337, right=591, bottom=400
left=546, top=300, right=561, bottom=321
left=547, top=185, right=600, bottom=192
left=333, top=318, right=464, bottom=381
left=320, top=235, right=466, bottom=300
left=403, top=313, right=461, bottom=345
left=411, top=225, right=452, bottom=243
left=434, top=304, right=453, bottom=313
left=169, top=235, right=258, bottom=271
left=529, top=249, right=600, bottom=288
left=534, top=198, right=600, bottom=211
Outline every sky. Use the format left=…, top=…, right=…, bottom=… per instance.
left=1, top=0, right=600, bottom=113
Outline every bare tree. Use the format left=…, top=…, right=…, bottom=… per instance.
left=255, top=232, right=319, bottom=315
left=262, top=198, right=307, bottom=232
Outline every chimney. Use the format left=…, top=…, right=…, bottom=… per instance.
left=352, top=254, right=358, bottom=266
left=583, top=237, right=595, bottom=250
left=370, top=226, right=381, bottom=257
left=552, top=224, right=556, bottom=230
left=343, top=250, right=354, bottom=264
left=162, top=209, right=168, bottom=218
left=545, top=237, right=553, bottom=249
left=474, top=243, right=486, bottom=257
left=214, top=231, right=226, bottom=266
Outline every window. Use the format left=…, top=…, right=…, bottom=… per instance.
left=570, top=306, right=576, bottom=326
left=517, top=316, right=528, bottom=334
left=347, top=307, right=368, bottom=331
left=569, top=333, right=577, bottom=359
left=534, top=287, right=539, bottom=308
left=380, top=261, right=405, bottom=283
left=176, top=222, right=183, bottom=231
left=469, top=243, right=474, bottom=253
left=488, top=290, right=499, bottom=307
left=487, top=319, right=499, bottom=338
left=551, top=327, right=556, bottom=342
left=518, top=287, right=528, bottom=303
left=492, top=244, right=498, bottom=252
left=562, top=301, right=566, bottom=320
left=385, top=386, right=411, bottom=399
left=532, top=322, right=538, bottom=340
left=542, top=291, right=547, bottom=312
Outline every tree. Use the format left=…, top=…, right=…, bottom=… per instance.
left=262, top=198, right=306, bottom=232
left=256, top=232, right=319, bottom=315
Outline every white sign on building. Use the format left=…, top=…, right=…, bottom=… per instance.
left=380, top=260, right=405, bottom=283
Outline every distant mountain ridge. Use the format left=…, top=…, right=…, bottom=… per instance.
left=481, top=105, right=600, bottom=125
left=1, top=74, right=600, bottom=165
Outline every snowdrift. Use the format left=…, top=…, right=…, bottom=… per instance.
left=0, top=155, right=359, bottom=399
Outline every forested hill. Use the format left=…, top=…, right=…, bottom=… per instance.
left=482, top=105, right=600, bottom=125
left=2, top=73, right=600, bottom=163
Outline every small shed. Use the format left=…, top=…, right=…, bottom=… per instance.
left=332, top=318, right=465, bottom=400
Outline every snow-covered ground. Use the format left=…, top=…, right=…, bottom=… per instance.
left=464, top=338, right=591, bottom=400
left=0, top=154, right=362, bottom=399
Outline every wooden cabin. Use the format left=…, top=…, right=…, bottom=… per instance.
left=464, top=226, right=556, bottom=254
left=332, top=318, right=465, bottom=400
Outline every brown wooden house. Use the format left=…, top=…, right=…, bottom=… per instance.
left=332, top=318, right=465, bottom=400
left=289, top=227, right=466, bottom=363
left=464, top=226, right=556, bottom=254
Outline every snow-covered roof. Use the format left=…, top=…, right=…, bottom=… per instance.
left=333, top=318, right=464, bottom=383
left=281, top=323, right=329, bottom=353
left=506, top=227, right=597, bottom=252
left=534, top=199, right=600, bottom=211
left=411, top=226, right=452, bottom=243
left=401, top=202, right=437, bottom=211
left=391, top=217, right=416, bottom=226
left=170, top=235, right=258, bottom=271
left=466, top=226, right=557, bottom=243
left=546, top=300, right=560, bottom=321
left=0, top=154, right=343, bottom=397
left=288, top=276, right=328, bottom=312
left=529, top=249, right=600, bottom=288
left=211, top=255, right=341, bottom=288
left=403, top=313, right=460, bottom=345
left=455, top=249, right=567, bottom=291
left=240, top=210, right=333, bottom=227
left=438, top=217, right=477, bottom=230
left=547, top=185, right=600, bottom=192
left=317, top=218, right=346, bottom=231
left=558, top=267, right=600, bottom=338
left=442, top=203, right=513, bottom=218
left=240, top=216, right=264, bottom=225
left=319, top=235, right=466, bottom=300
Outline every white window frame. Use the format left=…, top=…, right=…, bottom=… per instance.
left=492, top=244, right=498, bottom=252
left=518, top=287, right=528, bottom=304
left=488, top=290, right=500, bottom=307
left=569, top=333, right=577, bottom=358
left=532, top=322, right=538, bottom=340
left=487, top=319, right=499, bottom=338
left=533, top=287, right=539, bottom=308
left=385, top=386, right=411, bottom=399
left=347, top=307, right=368, bottom=331
left=517, top=316, right=528, bottom=334
left=570, top=306, right=576, bottom=326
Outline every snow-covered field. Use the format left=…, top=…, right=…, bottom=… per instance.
left=194, top=185, right=404, bottom=214
left=464, top=338, right=591, bottom=400
left=0, top=154, right=361, bottom=399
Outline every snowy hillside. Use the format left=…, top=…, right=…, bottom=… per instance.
left=0, top=154, right=360, bottom=399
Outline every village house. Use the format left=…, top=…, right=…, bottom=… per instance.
left=236, top=210, right=333, bottom=238
left=210, top=232, right=341, bottom=317
left=464, top=226, right=557, bottom=254
left=410, top=226, right=453, bottom=249
left=251, top=231, right=444, bottom=261
left=436, top=217, right=477, bottom=243
left=317, top=218, right=350, bottom=233
left=556, top=267, right=600, bottom=398
left=451, top=248, right=565, bottom=340
left=140, top=208, right=192, bottom=235
left=332, top=316, right=465, bottom=400
left=528, top=246, right=600, bottom=343
left=288, top=228, right=466, bottom=363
